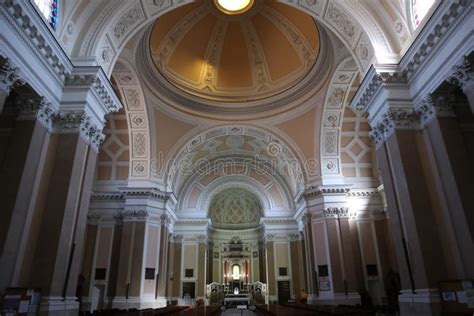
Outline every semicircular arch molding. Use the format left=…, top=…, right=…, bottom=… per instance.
left=111, top=56, right=151, bottom=179
left=165, top=125, right=310, bottom=196
left=179, top=175, right=293, bottom=219
left=320, top=57, right=360, bottom=178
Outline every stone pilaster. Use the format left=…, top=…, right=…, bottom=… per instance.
left=156, top=215, right=170, bottom=302
left=321, top=208, right=361, bottom=305
left=196, top=235, right=206, bottom=299
left=301, top=213, right=316, bottom=303
left=170, top=235, right=183, bottom=299
left=289, top=233, right=305, bottom=300
left=78, top=216, right=100, bottom=312
left=264, top=235, right=276, bottom=301
left=112, top=210, right=148, bottom=310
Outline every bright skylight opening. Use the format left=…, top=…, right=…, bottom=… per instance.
left=214, top=0, right=254, bottom=15
left=33, top=0, right=58, bottom=30
left=412, top=0, right=436, bottom=28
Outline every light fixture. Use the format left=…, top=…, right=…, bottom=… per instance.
left=214, top=0, right=254, bottom=15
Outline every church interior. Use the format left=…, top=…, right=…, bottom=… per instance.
left=0, top=0, right=473, bottom=315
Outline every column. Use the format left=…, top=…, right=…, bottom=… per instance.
left=351, top=68, right=474, bottom=315
left=0, top=94, right=41, bottom=257
left=106, top=216, right=124, bottom=309
left=301, top=214, right=316, bottom=303
left=78, top=216, right=99, bottom=312
left=170, top=235, right=183, bottom=300
left=264, top=235, right=276, bottom=302
left=196, top=235, right=206, bottom=300
left=258, top=242, right=266, bottom=283
left=112, top=210, right=147, bottom=310
left=415, top=95, right=474, bottom=276
left=321, top=208, right=361, bottom=305
left=0, top=65, right=121, bottom=316
left=156, top=215, right=170, bottom=303
left=289, top=234, right=305, bottom=301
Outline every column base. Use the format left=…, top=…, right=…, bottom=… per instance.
left=38, top=296, right=79, bottom=316
left=307, top=294, right=317, bottom=304
left=314, top=292, right=361, bottom=305
left=111, top=296, right=167, bottom=310
left=399, top=289, right=442, bottom=316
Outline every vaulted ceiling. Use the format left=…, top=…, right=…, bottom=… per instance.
left=149, top=0, right=320, bottom=102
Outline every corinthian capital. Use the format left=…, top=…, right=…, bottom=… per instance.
left=449, top=55, right=473, bottom=91
left=0, top=57, right=24, bottom=94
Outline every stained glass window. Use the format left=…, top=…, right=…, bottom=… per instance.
left=411, top=0, right=436, bottom=29
left=33, top=0, right=58, bottom=30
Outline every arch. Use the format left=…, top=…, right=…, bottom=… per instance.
left=165, top=125, right=309, bottom=196
left=319, top=57, right=359, bottom=178
left=110, top=55, right=151, bottom=179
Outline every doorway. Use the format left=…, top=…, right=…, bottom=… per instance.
left=277, top=281, right=291, bottom=304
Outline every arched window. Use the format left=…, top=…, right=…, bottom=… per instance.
left=411, top=0, right=436, bottom=29
left=33, top=0, right=58, bottom=30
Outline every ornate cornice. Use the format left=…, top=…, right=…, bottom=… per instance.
left=353, top=69, right=408, bottom=113
left=304, top=186, right=350, bottom=199
left=261, top=218, right=297, bottom=225
left=65, top=69, right=122, bottom=114
left=91, top=192, right=125, bottom=201
left=121, top=187, right=171, bottom=201
left=0, top=2, right=69, bottom=79
left=403, top=1, right=472, bottom=78
left=346, top=189, right=379, bottom=197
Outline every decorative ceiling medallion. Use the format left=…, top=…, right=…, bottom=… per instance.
left=214, top=0, right=254, bottom=15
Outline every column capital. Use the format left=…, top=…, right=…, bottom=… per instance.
left=323, top=207, right=355, bottom=219
left=0, top=57, right=24, bottom=94
left=263, top=234, right=274, bottom=244
left=122, top=209, right=149, bottom=222
left=87, top=213, right=100, bottom=225
left=369, top=107, right=421, bottom=149
left=171, top=234, right=184, bottom=243
left=196, top=234, right=207, bottom=244
left=160, top=214, right=170, bottom=226
left=448, top=54, right=474, bottom=92
left=289, top=233, right=301, bottom=241
left=13, top=93, right=42, bottom=120
left=414, top=94, right=456, bottom=127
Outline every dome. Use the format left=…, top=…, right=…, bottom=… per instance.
left=149, top=0, right=320, bottom=103
left=209, top=188, right=262, bottom=230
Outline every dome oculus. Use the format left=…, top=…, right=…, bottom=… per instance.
left=214, top=0, right=254, bottom=15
